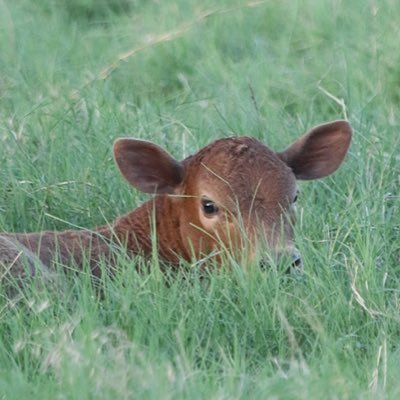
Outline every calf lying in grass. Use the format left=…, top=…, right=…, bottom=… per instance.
left=0, top=120, right=351, bottom=282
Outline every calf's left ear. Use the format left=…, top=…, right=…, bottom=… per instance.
left=278, top=120, right=352, bottom=180
left=113, top=138, right=184, bottom=194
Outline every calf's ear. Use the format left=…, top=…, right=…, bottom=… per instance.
left=113, top=138, right=184, bottom=194
left=278, top=120, right=352, bottom=180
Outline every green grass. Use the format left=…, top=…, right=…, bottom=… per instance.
left=0, top=0, right=399, bottom=398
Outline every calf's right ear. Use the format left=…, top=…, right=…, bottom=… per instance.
left=113, top=139, right=184, bottom=194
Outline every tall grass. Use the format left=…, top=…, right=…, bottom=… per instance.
left=0, top=0, right=399, bottom=398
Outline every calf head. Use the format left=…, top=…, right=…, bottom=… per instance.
left=114, top=120, right=351, bottom=268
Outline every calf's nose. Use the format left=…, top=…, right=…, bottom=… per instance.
left=291, top=250, right=302, bottom=269
left=259, top=249, right=302, bottom=272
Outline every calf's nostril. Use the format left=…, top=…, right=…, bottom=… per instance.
left=291, top=252, right=302, bottom=269
left=259, top=258, right=269, bottom=270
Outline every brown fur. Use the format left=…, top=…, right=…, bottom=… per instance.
left=0, top=120, right=352, bottom=281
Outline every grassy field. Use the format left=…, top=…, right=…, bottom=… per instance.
left=0, top=0, right=399, bottom=398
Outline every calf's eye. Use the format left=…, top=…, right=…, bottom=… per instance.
left=201, top=198, right=219, bottom=216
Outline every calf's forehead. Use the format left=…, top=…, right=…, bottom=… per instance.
left=184, top=137, right=297, bottom=206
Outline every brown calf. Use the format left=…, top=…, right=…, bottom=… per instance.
left=0, top=120, right=351, bottom=280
